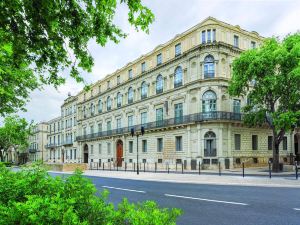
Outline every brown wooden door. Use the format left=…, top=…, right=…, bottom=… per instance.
left=117, top=142, right=123, bottom=167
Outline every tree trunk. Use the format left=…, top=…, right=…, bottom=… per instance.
left=272, top=143, right=280, bottom=172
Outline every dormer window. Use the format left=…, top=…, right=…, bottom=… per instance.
left=117, top=75, right=120, bottom=84
left=128, top=69, right=133, bottom=79
left=141, top=62, right=146, bottom=73
left=212, top=29, right=216, bottom=42
left=107, top=80, right=110, bottom=89
left=202, top=31, right=206, bottom=44
left=175, top=43, right=181, bottom=57
left=157, top=53, right=162, bottom=65
left=207, top=29, right=211, bottom=43
left=234, top=35, right=239, bottom=48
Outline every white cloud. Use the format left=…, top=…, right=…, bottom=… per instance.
left=9, top=0, right=300, bottom=123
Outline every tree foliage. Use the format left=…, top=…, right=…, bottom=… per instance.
left=228, top=33, right=300, bottom=171
left=0, top=115, right=33, bottom=161
left=0, top=0, right=154, bottom=115
left=0, top=164, right=182, bottom=224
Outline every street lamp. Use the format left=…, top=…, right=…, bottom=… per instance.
left=131, top=126, right=145, bottom=175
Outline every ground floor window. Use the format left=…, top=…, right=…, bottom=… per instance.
left=158, top=159, right=163, bottom=163
left=142, top=140, right=147, bottom=152
left=157, top=138, right=163, bottom=152
left=129, top=141, right=133, bottom=153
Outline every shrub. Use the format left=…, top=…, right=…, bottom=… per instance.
left=0, top=163, right=182, bottom=224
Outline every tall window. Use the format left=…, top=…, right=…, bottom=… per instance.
left=99, top=144, right=102, bottom=155
left=157, top=53, right=162, bottom=65
left=141, top=62, right=146, bottom=72
left=116, top=118, right=121, bottom=131
left=204, top=55, right=215, bottom=78
left=202, top=91, right=217, bottom=113
left=268, top=136, right=273, bottom=150
left=83, top=127, right=87, bottom=136
left=128, top=69, right=133, bottom=79
left=106, top=96, right=112, bottom=111
left=175, top=136, right=182, bottom=151
left=251, top=41, right=256, bottom=49
left=204, top=131, right=216, bottom=156
left=234, top=35, right=239, bottom=48
left=156, top=108, right=164, bottom=126
left=157, top=138, right=163, bottom=152
left=174, top=66, right=183, bottom=88
left=283, top=137, right=287, bottom=150
left=107, top=80, right=110, bottom=89
left=233, top=99, right=241, bottom=113
left=98, top=99, right=102, bottom=113
left=141, top=112, right=147, bottom=126
left=212, top=29, right=216, bottom=42
left=156, top=74, right=163, bottom=94
left=128, top=87, right=133, bottom=104
left=117, top=92, right=122, bottom=108
left=234, top=134, right=241, bottom=150
left=201, top=31, right=206, bottom=44
left=207, top=29, right=211, bottom=42
left=98, top=123, right=102, bottom=133
left=90, top=103, right=95, bottom=115
left=142, top=140, right=147, bottom=152
left=141, top=82, right=148, bottom=99
left=128, top=115, right=133, bottom=128
left=91, top=145, right=94, bottom=154
left=175, top=43, right=181, bottom=56
left=174, top=103, right=183, bottom=123
left=129, top=141, right=133, bottom=153
left=107, top=121, right=111, bottom=131
left=252, top=135, right=258, bottom=150
left=117, top=75, right=120, bottom=84
left=90, top=125, right=94, bottom=134
left=107, top=143, right=111, bottom=155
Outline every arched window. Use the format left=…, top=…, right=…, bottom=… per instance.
left=204, top=55, right=215, bottom=78
left=202, top=90, right=217, bottom=113
left=141, top=81, right=148, bottom=99
left=106, top=96, right=112, bottom=111
left=117, top=92, right=122, bottom=108
left=204, top=131, right=217, bottom=157
left=98, top=99, right=102, bottom=113
left=128, top=87, right=133, bottom=104
left=174, top=66, right=183, bottom=88
left=156, top=74, right=163, bottom=94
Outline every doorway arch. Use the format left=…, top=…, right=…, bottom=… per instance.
left=116, top=140, right=123, bottom=167
left=83, top=144, right=89, bottom=163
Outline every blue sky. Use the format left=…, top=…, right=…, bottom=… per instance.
left=16, top=0, right=300, bottom=123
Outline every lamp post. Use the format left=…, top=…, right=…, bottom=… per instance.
left=131, top=126, right=145, bottom=175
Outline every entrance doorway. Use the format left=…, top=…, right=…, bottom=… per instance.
left=116, top=140, right=123, bottom=167
left=84, top=144, right=89, bottom=163
left=295, top=135, right=300, bottom=162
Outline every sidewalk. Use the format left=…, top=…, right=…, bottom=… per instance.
left=52, top=168, right=300, bottom=188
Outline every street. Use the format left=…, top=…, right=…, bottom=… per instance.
left=51, top=172, right=300, bottom=225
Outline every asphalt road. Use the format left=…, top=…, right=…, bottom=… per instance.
left=51, top=173, right=300, bottom=225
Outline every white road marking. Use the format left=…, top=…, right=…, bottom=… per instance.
left=293, top=208, right=300, bottom=211
left=102, top=185, right=146, bottom=193
left=164, top=194, right=248, bottom=206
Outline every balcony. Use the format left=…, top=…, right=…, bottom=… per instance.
left=28, top=148, right=37, bottom=153
left=76, top=111, right=243, bottom=142
left=62, top=139, right=73, bottom=146
left=45, top=143, right=60, bottom=148
left=204, top=72, right=215, bottom=79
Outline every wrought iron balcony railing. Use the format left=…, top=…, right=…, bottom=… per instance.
left=28, top=148, right=37, bottom=153
left=76, top=111, right=242, bottom=142
left=45, top=143, right=60, bottom=148
left=62, top=139, right=73, bottom=146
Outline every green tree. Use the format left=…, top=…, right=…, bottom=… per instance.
left=0, top=115, right=33, bottom=162
left=0, top=0, right=154, bottom=116
left=228, top=33, right=300, bottom=172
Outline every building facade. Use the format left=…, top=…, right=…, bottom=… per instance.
left=41, top=17, right=299, bottom=169
left=28, top=122, right=48, bottom=161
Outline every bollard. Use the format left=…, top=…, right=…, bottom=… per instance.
left=269, top=161, right=272, bottom=179
left=198, top=161, right=201, bottom=175
left=182, top=163, right=184, bottom=174
left=110, top=162, right=111, bottom=171
left=242, top=162, right=245, bottom=178
left=125, top=162, right=127, bottom=172
left=295, top=161, right=298, bottom=180
left=97, top=163, right=99, bottom=170
left=176, top=163, right=178, bottom=171
left=103, top=162, right=104, bottom=170
left=155, top=162, right=157, bottom=173
left=168, top=164, right=170, bottom=174
left=117, top=164, right=118, bottom=171
left=144, top=163, right=145, bottom=172
left=134, top=163, right=136, bottom=172
left=218, top=162, right=221, bottom=176
left=90, top=162, right=92, bottom=170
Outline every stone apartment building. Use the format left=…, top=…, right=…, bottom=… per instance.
left=28, top=122, right=48, bottom=161
left=46, top=116, right=62, bottom=162
left=42, top=17, right=299, bottom=169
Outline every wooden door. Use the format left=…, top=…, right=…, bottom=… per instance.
left=117, top=142, right=123, bottom=167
